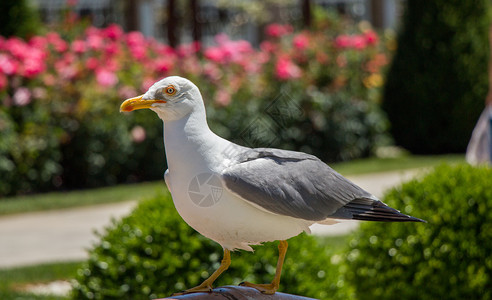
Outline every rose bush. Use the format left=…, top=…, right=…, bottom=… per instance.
left=0, top=14, right=392, bottom=196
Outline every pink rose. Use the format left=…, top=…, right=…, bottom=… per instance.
left=351, top=35, right=367, bottom=50
left=275, top=56, right=302, bottom=80
left=204, top=46, right=225, bottom=63
left=335, top=35, right=351, bottom=48
left=215, top=89, right=231, bottom=106
left=13, top=87, right=31, bottom=106
left=131, top=126, right=146, bottom=143
left=95, top=68, right=118, bottom=87
left=0, top=54, right=18, bottom=75
left=364, top=30, right=379, bottom=45
left=72, top=40, right=86, bottom=53
left=22, top=57, right=45, bottom=78
left=265, top=24, right=293, bottom=38
left=87, top=34, right=104, bottom=50
left=104, top=24, right=124, bottom=40
left=293, top=34, right=309, bottom=50
left=155, top=57, right=173, bottom=73
left=85, top=57, right=99, bottom=70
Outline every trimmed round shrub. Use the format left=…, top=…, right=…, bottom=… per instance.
left=71, top=189, right=345, bottom=299
left=382, top=0, right=490, bottom=153
left=343, top=164, right=492, bottom=299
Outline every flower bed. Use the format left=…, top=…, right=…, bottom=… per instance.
left=0, top=15, right=391, bottom=196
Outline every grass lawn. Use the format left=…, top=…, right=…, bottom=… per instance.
left=0, top=261, right=82, bottom=300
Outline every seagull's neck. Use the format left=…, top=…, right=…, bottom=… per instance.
left=162, top=109, right=227, bottom=173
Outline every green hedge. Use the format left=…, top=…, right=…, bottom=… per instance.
left=72, top=190, right=348, bottom=299
left=383, top=0, right=490, bottom=153
left=0, top=0, right=41, bottom=38
left=343, top=164, right=492, bottom=299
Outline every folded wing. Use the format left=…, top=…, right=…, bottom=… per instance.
left=221, top=148, right=424, bottom=223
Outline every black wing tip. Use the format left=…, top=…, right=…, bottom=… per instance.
left=353, top=211, right=427, bottom=223
left=353, top=214, right=427, bottom=223
left=342, top=199, right=427, bottom=223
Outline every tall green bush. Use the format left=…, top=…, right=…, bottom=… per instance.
left=382, top=0, right=490, bottom=153
left=0, top=0, right=41, bottom=38
left=71, top=190, right=348, bottom=299
left=343, top=164, right=492, bottom=299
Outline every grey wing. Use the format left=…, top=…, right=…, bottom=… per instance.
left=221, top=148, right=424, bottom=222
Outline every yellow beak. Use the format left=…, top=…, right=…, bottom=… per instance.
left=120, top=95, right=166, bottom=112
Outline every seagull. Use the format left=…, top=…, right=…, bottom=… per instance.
left=120, top=76, right=425, bottom=295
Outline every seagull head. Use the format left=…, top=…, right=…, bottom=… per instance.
left=120, top=76, right=203, bottom=121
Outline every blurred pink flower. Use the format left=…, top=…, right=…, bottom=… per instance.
left=87, top=34, right=104, bottom=50
left=156, top=44, right=176, bottom=56
left=260, top=41, right=276, bottom=53
left=275, top=56, right=301, bottom=80
left=95, top=69, right=118, bottom=87
left=22, top=57, right=45, bottom=78
left=0, top=74, right=7, bottom=91
left=239, top=57, right=261, bottom=74
left=0, top=54, right=18, bottom=75
left=105, top=58, right=120, bottom=72
left=364, top=30, right=379, bottom=45
left=72, top=40, right=86, bottom=53
left=46, top=32, right=68, bottom=52
left=59, top=65, right=77, bottom=80
left=131, top=126, right=146, bottom=143
left=141, top=77, right=156, bottom=92
left=351, top=35, right=367, bottom=50
left=104, top=24, right=124, bottom=40
left=181, top=57, right=202, bottom=75
left=177, top=41, right=201, bottom=57
left=265, top=24, right=293, bottom=38
left=204, top=46, right=224, bottom=63
left=335, top=34, right=368, bottom=50
left=155, top=57, right=173, bottom=73
left=13, top=87, right=31, bottom=106
left=29, top=36, right=48, bottom=50
left=126, top=31, right=146, bottom=47
left=25, top=47, right=46, bottom=61
left=118, top=86, right=137, bottom=99
left=85, top=57, right=99, bottom=70
left=5, top=37, right=28, bottom=59
left=203, top=63, right=222, bottom=81
left=215, top=89, right=231, bottom=106
left=293, top=33, right=309, bottom=50
left=335, top=35, right=351, bottom=48
left=104, top=42, right=120, bottom=56
left=130, top=45, right=147, bottom=60
left=204, top=35, right=253, bottom=64
left=85, top=27, right=102, bottom=38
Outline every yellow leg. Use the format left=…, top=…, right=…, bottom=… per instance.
left=240, top=240, right=288, bottom=294
left=173, top=249, right=231, bottom=295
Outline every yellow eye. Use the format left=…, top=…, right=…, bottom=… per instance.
left=165, top=85, right=176, bottom=95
